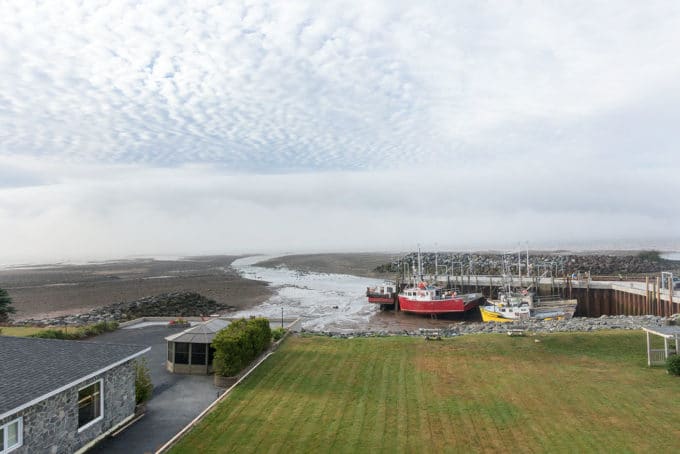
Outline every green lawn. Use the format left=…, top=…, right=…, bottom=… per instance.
left=171, top=331, right=680, bottom=453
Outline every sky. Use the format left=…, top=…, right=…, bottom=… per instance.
left=1, top=1, right=679, bottom=264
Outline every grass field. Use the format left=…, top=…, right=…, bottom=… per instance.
left=171, top=331, right=680, bottom=453
left=0, top=326, right=66, bottom=336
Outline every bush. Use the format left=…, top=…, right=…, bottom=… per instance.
left=212, top=318, right=272, bottom=377
left=28, top=321, right=119, bottom=340
left=29, top=328, right=73, bottom=339
left=0, top=288, right=15, bottom=323
left=638, top=250, right=662, bottom=262
left=667, top=355, right=680, bottom=376
left=135, top=359, right=154, bottom=404
left=272, top=327, right=286, bottom=341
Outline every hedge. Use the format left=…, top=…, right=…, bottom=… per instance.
left=212, top=317, right=272, bottom=377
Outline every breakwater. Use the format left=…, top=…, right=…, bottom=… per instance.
left=10, top=291, right=232, bottom=326
left=377, top=251, right=680, bottom=276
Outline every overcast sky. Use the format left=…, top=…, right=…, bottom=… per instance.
left=1, top=1, right=679, bottom=264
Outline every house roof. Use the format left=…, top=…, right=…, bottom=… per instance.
left=0, top=336, right=149, bottom=420
left=165, top=318, right=230, bottom=344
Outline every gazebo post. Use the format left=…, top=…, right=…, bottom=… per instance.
left=664, top=336, right=669, bottom=360
left=646, top=330, right=652, bottom=366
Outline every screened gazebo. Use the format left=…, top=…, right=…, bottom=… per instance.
left=165, top=318, right=230, bottom=374
left=643, top=326, right=680, bottom=366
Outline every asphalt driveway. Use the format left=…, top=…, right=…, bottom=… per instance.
left=88, top=324, right=222, bottom=454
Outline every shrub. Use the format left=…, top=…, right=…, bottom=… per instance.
left=0, top=287, right=15, bottom=323
left=667, top=355, right=680, bottom=376
left=28, top=321, right=119, bottom=340
left=272, top=327, right=286, bottom=341
left=135, top=359, right=154, bottom=404
left=212, top=318, right=272, bottom=377
left=638, top=250, right=662, bottom=262
left=29, top=328, right=72, bottom=339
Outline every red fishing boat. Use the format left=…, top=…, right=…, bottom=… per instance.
left=398, top=282, right=482, bottom=314
left=366, top=282, right=396, bottom=304
left=397, top=247, right=482, bottom=314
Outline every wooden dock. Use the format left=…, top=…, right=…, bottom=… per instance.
left=405, top=273, right=679, bottom=317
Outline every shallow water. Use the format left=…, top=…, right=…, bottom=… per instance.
left=231, top=256, right=480, bottom=332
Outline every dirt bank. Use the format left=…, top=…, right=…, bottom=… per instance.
left=0, top=256, right=271, bottom=321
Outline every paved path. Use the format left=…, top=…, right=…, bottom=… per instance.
left=88, top=325, right=222, bottom=454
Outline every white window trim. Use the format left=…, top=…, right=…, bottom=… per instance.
left=0, top=417, right=23, bottom=454
left=77, top=379, right=104, bottom=433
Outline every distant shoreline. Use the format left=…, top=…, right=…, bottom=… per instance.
left=0, top=255, right=272, bottom=322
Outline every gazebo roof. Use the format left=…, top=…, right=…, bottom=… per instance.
left=165, top=318, right=230, bottom=344
left=642, top=326, right=680, bottom=338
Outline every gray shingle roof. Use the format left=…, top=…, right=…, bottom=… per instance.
left=0, top=336, right=148, bottom=418
left=164, top=318, right=230, bottom=344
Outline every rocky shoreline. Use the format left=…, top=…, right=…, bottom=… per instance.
left=10, top=291, right=234, bottom=326
left=375, top=251, right=680, bottom=276
left=304, top=314, right=680, bottom=338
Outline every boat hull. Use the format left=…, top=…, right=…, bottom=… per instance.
left=367, top=295, right=395, bottom=304
left=480, top=305, right=516, bottom=323
left=398, top=295, right=481, bottom=314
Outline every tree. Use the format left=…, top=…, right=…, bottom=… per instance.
left=0, top=287, right=15, bottom=323
left=135, top=359, right=154, bottom=404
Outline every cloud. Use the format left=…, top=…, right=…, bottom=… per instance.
left=0, top=160, right=677, bottom=264
left=1, top=1, right=679, bottom=261
left=2, top=1, right=680, bottom=170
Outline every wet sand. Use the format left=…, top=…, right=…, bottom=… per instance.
left=0, top=256, right=271, bottom=321
left=255, top=252, right=399, bottom=278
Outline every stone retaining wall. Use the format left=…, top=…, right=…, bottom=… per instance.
left=304, top=314, right=680, bottom=338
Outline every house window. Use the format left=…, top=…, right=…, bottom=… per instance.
left=174, top=342, right=189, bottom=364
left=1, top=417, right=23, bottom=453
left=191, top=344, right=207, bottom=365
left=78, top=380, right=103, bottom=430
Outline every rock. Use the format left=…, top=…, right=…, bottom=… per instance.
left=11, top=291, right=231, bottom=326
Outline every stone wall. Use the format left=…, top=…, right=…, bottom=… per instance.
left=0, top=361, right=136, bottom=454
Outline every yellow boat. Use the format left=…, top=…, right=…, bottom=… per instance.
left=480, top=305, right=513, bottom=322
left=479, top=304, right=528, bottom=322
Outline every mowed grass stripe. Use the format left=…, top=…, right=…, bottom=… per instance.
left=237, top=346, right=311, bottom=451
left=264, top=338, right=331, bottom=453
left=171, top=332, right=680, bottom=454
left=347, top=340, right=379, bottom=452
left=294, top=342, right=349, bottom=450
left=324, top=338, right=364, bottom=451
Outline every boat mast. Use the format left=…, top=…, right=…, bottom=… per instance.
left=417, top=245, right=423, bottom=281
left=517, top=244, right=521, bottom=281
left=526, top=241, right=530, bottom=277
